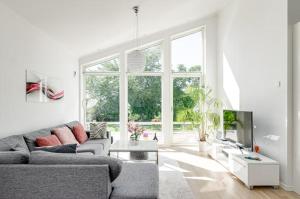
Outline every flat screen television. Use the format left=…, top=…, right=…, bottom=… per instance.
left=223, top=110, right=253, bottom=151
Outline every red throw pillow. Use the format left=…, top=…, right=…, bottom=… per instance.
left=72, top=123, right=88, bottom=144
left=52, top=126, right=79, bottom=145
left=36, top=135, right=62, bottom=147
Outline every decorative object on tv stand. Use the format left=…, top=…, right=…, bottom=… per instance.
left=178, top=83, right=221, bottom=151
left=26, top=70, right=64, bottom=103
left=153, top=133, right=158, bottom=141
left=128, top=121, right=144, bottom=142
left=127, top=6, right=145, bottom=73
left=143, top=131, right=149, bottom=139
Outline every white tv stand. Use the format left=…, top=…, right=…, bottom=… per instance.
left=208, top=140, right=279, bottom=189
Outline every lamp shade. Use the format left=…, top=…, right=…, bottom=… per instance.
left=127, top=50, right=145, bottom=72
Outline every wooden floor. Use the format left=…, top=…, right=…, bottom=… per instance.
left=159, top=145, right=300, bottom=199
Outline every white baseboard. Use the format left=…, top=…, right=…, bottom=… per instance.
left=280, top=182, right=294, bottom=191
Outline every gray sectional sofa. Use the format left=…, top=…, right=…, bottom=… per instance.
left=0, top=121, right=159, bottom=199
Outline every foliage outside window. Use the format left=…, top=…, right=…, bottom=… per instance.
left=172, top=30, right=204, bottom=142
left=82, top=28, right=205, bottom=144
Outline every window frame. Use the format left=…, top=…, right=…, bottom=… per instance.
left=80, top=26, right=206, bottom=145
left=126, top=42, right=163, bottom=139
left=81, top=55, right=121, bottom=130
left=171, top=26, right=205, bottom=75
left=170, top=27, right=205, bottom=144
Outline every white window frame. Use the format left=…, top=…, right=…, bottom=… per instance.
left=170, top=27, right=206, bottom=145
left=80, top=26, right=206, bottom=145
left=125, top=42, right=163, bottom=141
left=81, top=55, right=121, bottom=132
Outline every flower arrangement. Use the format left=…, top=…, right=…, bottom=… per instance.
left=128, top=121, right=144, bottom=141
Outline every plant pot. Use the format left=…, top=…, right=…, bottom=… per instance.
left=198, top=141, right=208, bottom=152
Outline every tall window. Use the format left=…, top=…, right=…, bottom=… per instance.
left=83, top=57, right=120, bottom=140
left=127, top=44, right=163, bottom=143
left=81, top=27, right=205, bottom=145
left=171, top=29, right=204, bottom=144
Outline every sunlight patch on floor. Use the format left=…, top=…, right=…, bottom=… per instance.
left=176, top=145, right=200, bottom=152
left=159, top=163, right=190, bottom=173
left=159, top=151, right=227, bottom=172
left=159, top=148, right=177, bottom=152
left=184, top=176, right=216, bottom=182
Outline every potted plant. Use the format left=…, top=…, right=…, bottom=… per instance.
left=178, top=84, right=221, bottom=151
left=128, top=121, right=144, bottom=143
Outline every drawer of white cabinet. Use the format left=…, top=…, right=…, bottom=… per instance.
left=231, top=158, right=248, bottom=184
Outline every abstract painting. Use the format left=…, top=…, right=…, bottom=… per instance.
left=26, top=70, right=64, bottom=103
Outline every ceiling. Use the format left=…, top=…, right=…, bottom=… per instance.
left=0, top=0, right=232, bottom=57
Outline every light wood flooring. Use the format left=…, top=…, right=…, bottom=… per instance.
left=159, top=145, right=300, bottom=199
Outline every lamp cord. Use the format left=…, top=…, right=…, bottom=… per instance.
left=133, top=6, right=139, bottom=50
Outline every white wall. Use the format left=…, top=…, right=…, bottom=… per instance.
left=217, top=0, right=293, bottom=189
left=293, top=22, right=300, bottom=195
left=0, top=2, right=79, bottom=138
left=288, top=0, right=300, bottom=194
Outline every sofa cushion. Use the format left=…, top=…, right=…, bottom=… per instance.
left=36, top=135, right=62, bottom=147
left=90, top=122, right=108, bottom=139
left=110, top=163, right=159, bottom=199
left=23, top=137, right=37, bottom=152
left=23, top=128, right=52, bottom=140
left=34, top=144, right=77, bottom=153
left=52, top=127, right=79, bottom=145
left=72, top=123, right=88, bottom=144
left=0, top=135, right=29, bottom=152
left=76, top=143, right=105, bottom=155
left=29, top=151, right=122, bottom=181
left=0, top=149, right=29, bottom=164
left=65, top=121, right=81, bottom=130
left=0, top=140, right=12, bottom=151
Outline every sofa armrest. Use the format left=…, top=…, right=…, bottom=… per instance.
left=0, top=164, right=111, bottom=199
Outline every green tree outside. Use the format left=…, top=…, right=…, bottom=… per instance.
left=85, top=47, right=202, bottom=131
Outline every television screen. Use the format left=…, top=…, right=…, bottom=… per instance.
left=223, top=110, right=253, bottom=151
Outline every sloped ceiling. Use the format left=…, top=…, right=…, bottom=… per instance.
left=0, top=0, right=232, bottom=57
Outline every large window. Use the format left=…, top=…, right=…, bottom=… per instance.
left=127, top=44, right=163, bottom=143
left=172, top=30, right=203, bottom=73
left=171, top=30, right=204, bottom=144
left=83, top=57, right=120, bottom=140
left=81, top=27, right=205, bottom=145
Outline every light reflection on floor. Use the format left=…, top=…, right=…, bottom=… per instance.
left=159, top=148, right=227, bottom=173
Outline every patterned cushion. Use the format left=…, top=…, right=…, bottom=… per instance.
left=52, top=127, right=79, bottom=145
left=90, top=123, right=107, bottom=139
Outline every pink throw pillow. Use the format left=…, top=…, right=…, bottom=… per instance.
left=36, top=135, right=62, bottom=147
left=52, top=126, right=79, bottom=145
left=72, top=123, right=88, bottom=144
